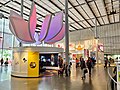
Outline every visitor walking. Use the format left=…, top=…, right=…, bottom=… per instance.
left=80, top=58, right=86, bottom=79
left=87, top=57, right=92, bottom=77
left=0, top=58, right=3, bottom=66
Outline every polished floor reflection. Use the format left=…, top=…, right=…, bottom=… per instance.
left=0, top=64, right=109, bottom=90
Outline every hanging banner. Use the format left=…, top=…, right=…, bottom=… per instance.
left=84, top=49, right=89, bottom=60
left=98, top=44, right=104, bottom=52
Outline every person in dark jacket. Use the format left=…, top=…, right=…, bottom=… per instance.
left=0, top=58, right=3, bottom=66
left=87, top=57, right=92, bottom=77
left=58, top=64, right=66, bottom=75
left=111, top=66, right=117, bottom=90
left=76, top=58, right=79, bottom=68
left=65, top=64, right=68, bottom=77
left=104, top=56, right=108, bottom=68
left=80, top=58, right=86, bottom=79
left=58, top=56, right=63, bottom=68
left=4, top=58, right=8, bottom=66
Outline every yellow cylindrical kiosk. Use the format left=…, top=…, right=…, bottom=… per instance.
left=11, top=46, right=63, bottom=77
left=28, top=51, right=39, bottom=77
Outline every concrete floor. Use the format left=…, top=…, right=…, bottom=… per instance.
left=0, top=64, right=109, bottom=90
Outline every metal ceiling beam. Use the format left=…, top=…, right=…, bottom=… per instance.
left=69, top=15, right=85, bottom=29
left=13, top=1, right=45, bottom=18
left=49, top=0, right=62, bottom=11
left=0, top=0, right=78, bottom=30
left=76, top=0, right=95, bottom=25
left=36, top=24, right=41, bottom=27
left=0, top=9, right=42, bottom=28
left=0, top=9, right=9, bottom=15
left=70, top=21, right=120, bottom=31
left=40, top=0, right=56, bottom=12
left=0, top=2, right=43, bottom=23
left=6, top=5, right=29, bottom=17
left=69, top=10, right=88, bottom=28
left=0, top=2, right=29, bottom=17
left=6, top=5, right=42, bottom=23
left=58, top=0, right=87, bottom=28
left=69, top=13, right=116, bottom=24
left=84, top=0, right=101, bottom=26
left=111, top=0, right=115, bottom=23
left=0, top=9, right=27, bottom=21
left=4, top=0, right=78, bottom=30
left=102, top=0, right=110, bottom=24
left=93, top=0, right=105, bottom=24
left=70, top=24, right=78, bottom=30
left=106, top=0, right=118, bottom=5
left=0, top=0, right=11, bottom=8
left=31, top=0, right=78, bottom=30
left=68, top=0, right=93, bottom=27
left=69, top=0, right=95, bottom=9
left=29, top=0, right=54, bottom=14
left=12, top=1, right=43, bottom=23
left=49, top=0, right=85, bottom=29
left=34, top=1, right=78, bottom=30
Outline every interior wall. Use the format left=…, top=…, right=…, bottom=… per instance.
left=57, top=23, right=120, bottom=55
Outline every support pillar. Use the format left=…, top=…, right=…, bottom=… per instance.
left=21, top=0, right=23, bottom=17
left=95, top=18, right=99, bottom=64
left=19, top=0, right=23, bottom=47
left=1, top=16, right=5, bottom=58
left=65, top=0, right=69, bottom=64
left=95, top=18, right=97, bottom=39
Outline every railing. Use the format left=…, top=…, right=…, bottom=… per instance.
left=107, top=67, right=118, bottom=90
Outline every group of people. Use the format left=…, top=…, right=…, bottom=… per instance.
left=58, top=56, right=72, bottom=77
left=104, top=56, right=114, bottom=68
left=76, top=57, right=96, bottom=68
left=0, top=58, right=9, bottom=66
left=58, top=55, right=95, bottom=78
left=80, top=56, right=93, bottom=80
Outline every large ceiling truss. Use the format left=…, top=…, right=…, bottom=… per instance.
left=0, top=0, right=119, bottom=31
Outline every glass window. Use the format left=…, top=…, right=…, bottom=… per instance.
left=13, top=36, right=20, bottom=47
left=4, top=19, right=12, bottom=34
left=0, top=19, right=3, bottom=32
left=2, top=49, right=12, bottom=60
left=3, top=33, right=13, bottom=48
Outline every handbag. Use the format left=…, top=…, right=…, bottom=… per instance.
left=84, top=68, right=88, bottom=73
